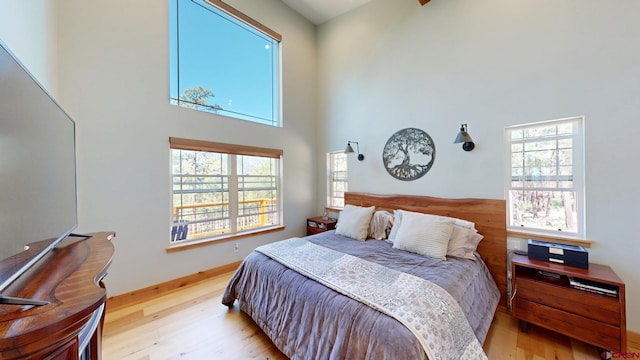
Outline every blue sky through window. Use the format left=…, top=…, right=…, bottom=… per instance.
left=170, top=0, right=280, bottom=126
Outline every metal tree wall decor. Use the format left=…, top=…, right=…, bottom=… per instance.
left=382, top=128, right=436, bottom=181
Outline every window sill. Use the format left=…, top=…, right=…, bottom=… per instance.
left=507, top=229, right=593, bottom=248
left=166, top=225, right=285, bottom=253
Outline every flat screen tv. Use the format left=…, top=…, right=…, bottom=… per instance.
left=0, top=40, right=79, bottom=306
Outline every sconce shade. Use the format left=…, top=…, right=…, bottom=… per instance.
left=454, top=124, right=475, bottom=151
left=345, top=143, right=355, bottom=154
left=454, top=130, right=473, bottom=144
left=345, top=141, right=364, bottom=161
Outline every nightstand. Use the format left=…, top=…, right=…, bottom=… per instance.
left=306, top=216, right=337, bottom=236
left=511, top=254, right=626, bottom=352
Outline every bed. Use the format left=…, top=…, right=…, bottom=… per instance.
left=222, top=192, right=507, bottom=359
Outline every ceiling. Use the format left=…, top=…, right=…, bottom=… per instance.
left=281, top=0, right=372, bottom=25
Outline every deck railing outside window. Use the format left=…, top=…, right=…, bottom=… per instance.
left=171, top=198, right=278, bottom=242
left=170, top=138, right=282, bottom=244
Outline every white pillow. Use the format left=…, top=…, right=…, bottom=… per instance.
left=392, top=211, right=455, bottom=260
left=447, top=225, right=484, bottom=260
left=387, top=209, right=475, bottom=243
left=368, top=210, right=393, bottom=240
left=454, top=218, right=476, bottom=231
left=387, top=209, right=404, bottom=243
left=335, top=205, right=376, bottom=241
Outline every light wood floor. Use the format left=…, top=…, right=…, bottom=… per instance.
left=103, top=272, right=635, bottom=360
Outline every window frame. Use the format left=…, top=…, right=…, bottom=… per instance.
left=327, top=151, right=348, bottom=209
left=169, top=0, right=282, bottom=127
left=168, top=137, right=283, bottom=251
left=504, top=116, right=586, bottom=239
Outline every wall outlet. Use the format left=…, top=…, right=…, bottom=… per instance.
left=234, top=242, right=239, bottom=253
left=507, top=237, right=527, bottom=251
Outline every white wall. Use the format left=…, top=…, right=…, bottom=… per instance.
left=54, top=0, right=317, bottom=296
left=0, top=0, right=59, bottom=94
left=316, top=0, right=640, bottom=332
left=3, top=0, right=637, bottom=334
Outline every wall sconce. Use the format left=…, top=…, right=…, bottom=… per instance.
left=344, top=141, right=364, bottom=161
left=454, top=124, right=475, bottom=151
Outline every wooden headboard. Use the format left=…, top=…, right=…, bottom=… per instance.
left=345, top=192, right=507, bottom=309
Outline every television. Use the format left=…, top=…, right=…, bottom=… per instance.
left=0, top=40, right=80, bottom=306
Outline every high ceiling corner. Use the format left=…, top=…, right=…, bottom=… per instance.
left=281, top=0, right=371, bottom=25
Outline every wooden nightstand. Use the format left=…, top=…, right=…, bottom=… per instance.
left=511, top=254, right=626, bottom=352
left=306, top=216, right=337, bottom=236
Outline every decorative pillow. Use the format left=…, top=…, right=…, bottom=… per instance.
left=447, top=225, right=484, bottom=260
left=454, top=218, right=476, bottom=231
left=387, top=209, right=403, bottom=243
left=392, top=211, right=455, bottom=260
left=387, top=209, right=475, bottom=244
left=368, top=210, right=393, bottom=240
left=335, top=205, right=376, bottom=241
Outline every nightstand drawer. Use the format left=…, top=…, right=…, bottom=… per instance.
left=307, top=226, right=329, bottom=235
left=511, top=254, right=625, bottom=352
left=515, top=298, right=621, bottom=350
left=306, top=216, right=337, bottom=236
left=517, top=277, right=620, bottom=325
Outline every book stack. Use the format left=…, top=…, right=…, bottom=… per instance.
left=568, top=277, right=618, bottom=297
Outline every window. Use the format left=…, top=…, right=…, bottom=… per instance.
left=327, top=151, right=348, bottom=208
left=169, top=0, right=281, bottom=126
left=170, top=137, right=282, bottom=243
left=505, top=116, right=585, bottom=237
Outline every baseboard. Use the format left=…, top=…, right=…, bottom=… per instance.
left=629, top=330, right=640, bottom=349
left=106, top=260, right=242, bottom=311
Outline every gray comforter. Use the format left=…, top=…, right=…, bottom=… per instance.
left=222, top=231, right=500, bottom=359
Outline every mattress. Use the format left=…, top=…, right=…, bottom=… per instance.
left=222, top=231, right=500, bottom=359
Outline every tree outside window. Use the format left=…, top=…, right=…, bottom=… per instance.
left=170, top=138, right=282, bottom=243
left=169, top=0, right=281, bottom=126
left=505, top=117, right=585, bottom=237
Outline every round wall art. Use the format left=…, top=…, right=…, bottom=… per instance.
left=382, top=128, right=436, bottom=181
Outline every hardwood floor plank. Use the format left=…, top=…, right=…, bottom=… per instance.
left=484, top=311, right=519, bottom=359
left=543, top=335, right=573, bottom=360
left=571, top=339, right=602, bottom=360
left=103, top=271, right=609, bottom=360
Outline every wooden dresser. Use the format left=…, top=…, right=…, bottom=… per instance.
left=0, top=232, right=115, bottom=359
left=511, top=254, right=626, bottom=352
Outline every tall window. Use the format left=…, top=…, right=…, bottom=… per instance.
left=170, top=137, right=282, bottom=243
left=505, top=116, right=585, bottom=237
left=169, top=0, right=281, bottom=126
left=327, top=151, right=348, bottom=208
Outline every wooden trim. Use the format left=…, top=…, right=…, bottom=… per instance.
left=629, top=330, right=640, bottom=350
left=344, top=192, right=508, bottom=309
left=419, top=0, right=430, bottom=5
left=166, top=225, right=285, bottom=253
left=106, top=260, right=242, bottom=311
left=204, top=0, right=281, bottom=42
left=170, top=137, right=283, bottom=158
left=508, top=229, right=593, bottom=248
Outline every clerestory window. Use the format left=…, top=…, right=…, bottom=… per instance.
left=169, top=0, right=282, bottom=126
